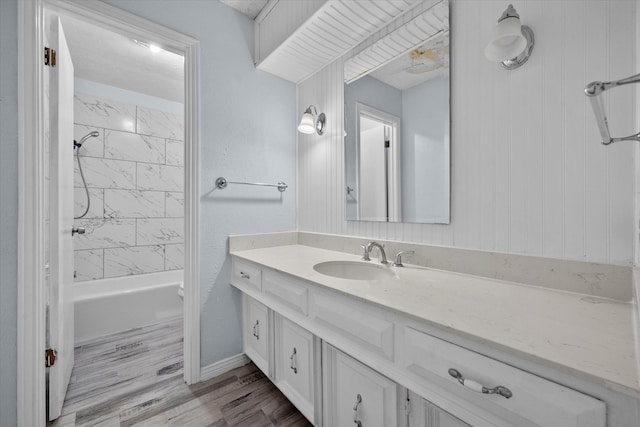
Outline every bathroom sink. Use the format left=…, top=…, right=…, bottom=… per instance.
left=313, top=261, right=395, bottom=280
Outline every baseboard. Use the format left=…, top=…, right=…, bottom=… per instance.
left=199, top=353, right=250, bottom=382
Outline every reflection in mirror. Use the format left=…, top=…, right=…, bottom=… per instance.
left=344, top=0, right=450, bottom=224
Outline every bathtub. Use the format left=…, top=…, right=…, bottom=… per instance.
left=73, top=270, right=184, bottom=344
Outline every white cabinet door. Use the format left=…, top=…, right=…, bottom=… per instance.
left=323, top=343, right=398, bottom=427
left=408, top=391, right=470, bottom=427
left=274, top=315, right=315, bottom=423
left=243, top=294, right=270, bottom=375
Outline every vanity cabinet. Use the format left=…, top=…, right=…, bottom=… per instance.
left=232, top=258, right=609, bottom=427
left=274, top=314, right=316, bottom=422
left=242, top=294, right=270, bottom=375
left=408, top=391, right=470, bottom=427
left=323, top=343, right=398, bottom=427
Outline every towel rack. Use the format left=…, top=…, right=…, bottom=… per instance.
left=215, top=177, right=288, bottom=192
left=584, top=72, right=640, bottom=145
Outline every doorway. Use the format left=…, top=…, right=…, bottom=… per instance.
left=17, top=1, right=200, bottom=425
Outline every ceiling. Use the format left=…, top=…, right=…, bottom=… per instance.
left=60, top=14, right=184, bottom=103
left=220, top=0, right=269, bottom=18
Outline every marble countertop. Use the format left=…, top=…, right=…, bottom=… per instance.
left=231, top=244, right=640, bottom=397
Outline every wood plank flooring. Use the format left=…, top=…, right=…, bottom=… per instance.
left=49, top=318, right=312, bottom=426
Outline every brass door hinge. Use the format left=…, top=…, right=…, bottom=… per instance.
left=45, top=348, right=57, bottom=367
left=44, top=47, right=57, bottom=67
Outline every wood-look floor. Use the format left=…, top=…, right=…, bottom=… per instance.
left=50, top=318, right=312, bottom=427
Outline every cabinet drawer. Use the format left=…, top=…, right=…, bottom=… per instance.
left=264, top=270, right=308, bottom=315
left=403, top=327, right=605, bottom=427
left=323, top=343, right=397, bottom=427
left=243, top=295, right=269, bottom=375
left=233, top=260, right=262, bottom=291
left=274, top=315, right=315, bottom=423
left=310, top=291, right=394, bottom=360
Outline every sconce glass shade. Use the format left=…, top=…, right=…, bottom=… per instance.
left=298, top=105, right=326, bottom=135
left=298, top=111, right=316, bottom=134
left=485, top=4, right=534, bottom=70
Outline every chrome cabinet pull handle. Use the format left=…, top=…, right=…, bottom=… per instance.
left=240, top=271, right=250, bottom=279
left=353, top=393, right=362, bottom=427
left=252, top=320, right=259, bottom=340
left=289, top=347, right=297, bottom=374
left=448, top=368, right=512, bottom=399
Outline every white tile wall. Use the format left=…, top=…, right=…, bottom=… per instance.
left=165, top=139, right=184, bottom=166
left=137, top=163, right=183, bottom=192
left=74, top=249, right=103, bottom=281
left=104, top=246, right=165, bottom=278
left=104, top=189, right=165, bottom=219
left=137, top=218, right=184, bottom=246
left=74, top=93, right=137, bottom=133
left=73, top=92, right=184, bottom=281
left=137, top=106, right=184, bottom=139
left=73, top=157, right=136, bottom=189
left=165, top=244, right=185, bottom=270
left=73, top=219, right=137, bottom=250
left=297, top=0, right=637, bottom=266
left=104, top=130, right=166, bottom=164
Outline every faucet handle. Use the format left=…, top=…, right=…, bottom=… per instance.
left=393, top=250, right=415, bottom=267
left=360, top=244, right=371, bottom=261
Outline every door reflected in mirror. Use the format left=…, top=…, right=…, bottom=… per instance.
left=344, top=0, right=450, bottom=224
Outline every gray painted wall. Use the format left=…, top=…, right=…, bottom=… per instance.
left=0, top=0, right=18, bottom=425
left=100, top=0, right=297, bottom=365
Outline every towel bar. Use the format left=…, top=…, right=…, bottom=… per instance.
left=584, top=73, right=640, bottom=145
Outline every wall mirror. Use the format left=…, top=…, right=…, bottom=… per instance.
left=344, top=0, right=450, bottom=224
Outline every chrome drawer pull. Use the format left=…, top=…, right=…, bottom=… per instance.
left=252, top=320, right=259, bottom=340
left=290, top=347, right=297, bottom=374
left=240, top=271, right=251, bottom=279
left=353, top=393, right=362, bottom=427
left=448, top=368, right=512, bottom=399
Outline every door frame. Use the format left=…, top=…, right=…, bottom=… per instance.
left=17, top=1, right=201, bottom=425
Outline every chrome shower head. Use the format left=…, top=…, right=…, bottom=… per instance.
left=74, top=131, right=100, bottom=149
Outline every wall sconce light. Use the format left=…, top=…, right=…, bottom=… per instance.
left=298, top=105, right=326, bottom=135
left=485, top=4, right=534, bottom=70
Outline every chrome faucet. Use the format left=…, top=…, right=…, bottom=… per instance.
left=393, top=250, right=415, bottom=267
left=362, top=241, right=388, bottom=264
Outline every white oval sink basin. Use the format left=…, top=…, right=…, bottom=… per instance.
left=313, top=261, right=395, bottom=280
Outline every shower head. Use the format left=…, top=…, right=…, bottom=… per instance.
left=74, top=131, right=100, bottom=149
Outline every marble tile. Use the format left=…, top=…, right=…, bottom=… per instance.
left=73, top=157, right=136, bottom=190
left=74, top=249, right=104, bottom=282
left=165, top=192, right=184, bottom=217
left=165, top=139, right=184, bottom=166
left=137, top=163, right=183, bottom=192
left=74, top=125, right=104, bottom=158
left=137, top=218, right=184, bottom=246
left=136, top=106, right=184, bottom=140
left=104, top=130, right=165, bottom=164
left=104, top=246, right=165, bottom=278
left=74, top=93, right=136, bottom=133
left=73, top=219, right=136, bottom=250
left=165, top=244, right=184, bottom=270
left=74, top=188, right=104, bottom=219
left=104, top=189, right=165, bottom=219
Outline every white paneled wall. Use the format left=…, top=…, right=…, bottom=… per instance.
left=298, top=0, right=637, bottom=265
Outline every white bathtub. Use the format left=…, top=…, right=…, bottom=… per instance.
left=73, top=270, right=184, bottom=344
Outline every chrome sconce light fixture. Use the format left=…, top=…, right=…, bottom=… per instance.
left=485, top=4, right=534, bottom=70
left=298, top=105, right=326, bottom=135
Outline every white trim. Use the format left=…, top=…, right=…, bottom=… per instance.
left=17, top=1, right=47, bottom=425
left=199, top=354, right=250, bottom=382
left=17, top=1, right=200, bottom=424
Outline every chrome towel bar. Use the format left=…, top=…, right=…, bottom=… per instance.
left=215, top=176, right=288, bottom=192
left=584, top=72, right=640, bottom=145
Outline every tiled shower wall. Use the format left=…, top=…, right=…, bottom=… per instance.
left=73, top=92, right=184, bottom=281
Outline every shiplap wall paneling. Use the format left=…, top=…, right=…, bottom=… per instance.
left=297, top=0, right=636, bottom=266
